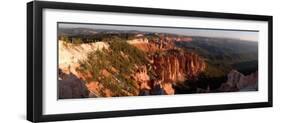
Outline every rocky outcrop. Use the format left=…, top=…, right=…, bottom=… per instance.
left=58, top=40, right=109, bottom=77
left=133, top=65, right=151, bottom=91
left=162, top=83, right=175, bottom=95
left=58, top=40, right=110, bottom=98
left=128, top=37, right=177, bottom=52
left=127, top=41, right=161, bottom=53
left=86, top=81, right=113, bottom=97
left=218, top=70, right=258, bottom=92
left=58, top=69, right=89, bottom=99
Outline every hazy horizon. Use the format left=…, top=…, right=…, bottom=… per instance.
left=59, top=23, right=259, bottom=41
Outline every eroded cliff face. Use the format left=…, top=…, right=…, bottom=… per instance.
left=151, top=50, right=206, bottom=83
left=132, top=54, right=206, bottom=96
left=58, top=38, right=206, bottom=98
left=130, top=38, right=206, bottom=95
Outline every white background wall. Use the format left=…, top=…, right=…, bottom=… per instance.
left=0, top=0, right=280, bottom=123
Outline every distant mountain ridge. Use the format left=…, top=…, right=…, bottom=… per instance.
left=58, top=28, right=151, bottom=37
left=58, top=27, right=258, bottom=42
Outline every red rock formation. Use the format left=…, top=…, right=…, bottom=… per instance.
left=131, top=49, right=206, bottom=95
left=151, top=50, right=206, bottom=83
left=128, top=42, right=158, bottom=52
left=132, top=65, right=151, bottom=91
left=86, top=81, right=99, bottom=97
left=128, top=37, right=176, bottom=52
left=162, top=83, right=175, bottom=95
left=130, top=37, right=205, bottom=82
left=130, top=37, right=206, bottom=95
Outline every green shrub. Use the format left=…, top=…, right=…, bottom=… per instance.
left=79, top=40, right=148, bottom=96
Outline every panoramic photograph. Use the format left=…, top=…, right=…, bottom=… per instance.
left=58, top=23, right=259, bottom=99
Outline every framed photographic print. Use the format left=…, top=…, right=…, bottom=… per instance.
left=27, top=1, right=273, bottom=122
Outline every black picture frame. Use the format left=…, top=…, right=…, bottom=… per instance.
left=27, top=1, right=273, bottom=122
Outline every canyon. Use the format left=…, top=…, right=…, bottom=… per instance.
left=58, top=35, right=258, bottom=99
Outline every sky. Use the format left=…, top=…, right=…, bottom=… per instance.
left=59, top=23, right=259, bottom=41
